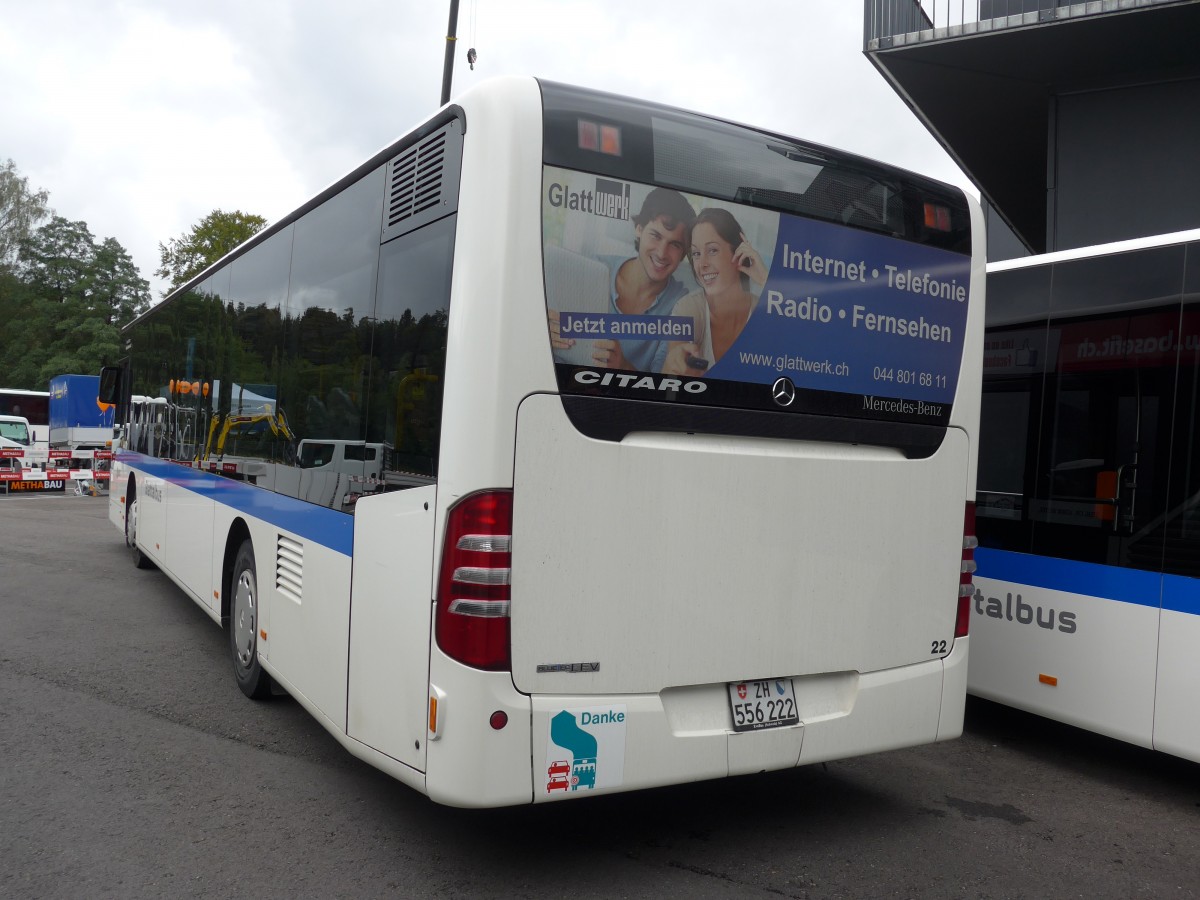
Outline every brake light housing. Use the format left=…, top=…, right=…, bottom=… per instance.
left=435, top=490, right=513, bottom=670
left=956, top=501, right=978, bottom=639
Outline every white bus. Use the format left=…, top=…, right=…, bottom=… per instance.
left=0, top=414, right=33, bottom=483
left=972, top=229, right=1200, bottom=762
left=0, top=388, right=49, bottom=447
left=102, top=76, right=985, bottom=807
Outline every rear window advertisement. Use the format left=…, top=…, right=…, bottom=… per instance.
left=542, top=167, right=972, bottom=425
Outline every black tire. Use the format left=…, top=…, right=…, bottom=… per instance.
left=229, top=539, right=272, bottom=700
left=125, top=482, right=154, bottom=570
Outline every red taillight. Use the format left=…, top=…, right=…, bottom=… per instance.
left=436, top=490, right=513, bottom=670
left=956, top=501, right=977, bottom=639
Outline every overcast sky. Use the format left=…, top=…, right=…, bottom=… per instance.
left=1, top=0, right=967, bottom=300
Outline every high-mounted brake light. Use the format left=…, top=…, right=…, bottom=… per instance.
left=577, top=119, right=622, bottom=156
left=924, top=202, right=952, bottom=232
left=578, top=120, right=599, bottom=151
left=956, top=501, right=978, bottom=639
left=436, top=491, right=513, bottom=670
left=599, top=124, right=622, bottom=156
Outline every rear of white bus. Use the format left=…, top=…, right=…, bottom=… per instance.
left=424, top=77, right=983, bottom=806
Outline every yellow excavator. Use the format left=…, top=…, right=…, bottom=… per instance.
left=200, top=405, right=296, bottom=463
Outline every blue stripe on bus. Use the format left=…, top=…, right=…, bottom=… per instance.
left=975, top=548, right=1200, bottom=615
left=119, top=452, right=353, bottom=557
left=1163, top=574, right=1200, bottom=617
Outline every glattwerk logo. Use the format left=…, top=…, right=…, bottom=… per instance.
left=545, top=178, right=630, bottom=221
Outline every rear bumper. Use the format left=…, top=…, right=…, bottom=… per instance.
left=424, top=639, right=969, bottom=807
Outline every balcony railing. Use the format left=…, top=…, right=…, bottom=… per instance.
left=865, top=0, right=1185, bottom=49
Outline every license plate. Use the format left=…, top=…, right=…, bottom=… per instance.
left=727, top=679, right=800, bottom=732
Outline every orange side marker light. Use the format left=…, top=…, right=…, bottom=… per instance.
left=1039, top=674, right=1058, bottom=687
left=428, top=685, right=446, bottom=740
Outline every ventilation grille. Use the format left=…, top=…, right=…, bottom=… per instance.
left=380, top=119, right=463, bottom=244
left=276, top=534, right=303, bottom=605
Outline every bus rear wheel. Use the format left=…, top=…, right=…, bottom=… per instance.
left=229, top=539, right=272, bottom=700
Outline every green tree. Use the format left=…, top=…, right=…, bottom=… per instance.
left=0, top=269, right=43, bottom=386
left=93, top=237, right=151, bottom=327
left=156, top=209, right=267, bottom=295
left=0, top=217, right=149, bottom=386
left=0, top=159, right=51, bottom=269
left=20, top=215, right=96, bottom=303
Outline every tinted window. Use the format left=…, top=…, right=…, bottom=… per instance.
left=978, top=246, right=1188, bottom=571
left=369, top=215, right=455, bottom=482
left=985, top=264, right=1050, bottom=328
left=298, top=442, right=336, bottom=468
left=540, top=80, right=970, bottom=253
left=0, top=394, right=48, bottom=424
left=1160, top=242, right=1200, bottom=578
left=121, top=124, right=461, bottom=511
left=1049, top=245, right=1185, bottom=317
left=229, top=226, right=293, bottom=308
left=121, top=181, right=386, bottom=504
left=289, top=166, right=384, bottom=324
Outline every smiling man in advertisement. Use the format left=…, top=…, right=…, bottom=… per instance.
left=546, top=182, right=696, bottom=372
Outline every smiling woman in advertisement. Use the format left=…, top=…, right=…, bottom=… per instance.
left=661, top=207, right=770, bottom=377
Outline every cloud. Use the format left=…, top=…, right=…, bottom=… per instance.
left=0, top=1, right=966, bottom=301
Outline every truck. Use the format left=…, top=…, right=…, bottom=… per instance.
left=49, top=375, right=115, bottom=450
left=0, top=413, right=51, bottom=492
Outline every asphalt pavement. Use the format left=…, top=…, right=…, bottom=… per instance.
left=2, top=491, right=1198, bottom=899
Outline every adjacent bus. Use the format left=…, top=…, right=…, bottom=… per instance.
left=103, top=76, right=985, bottom=807
left=0, top=388, right=49, bottom=447
left=972, top=229, right=1200, bottom=762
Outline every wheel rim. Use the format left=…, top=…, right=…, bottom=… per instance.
left=233, top=569, right=257, bottom=670
left=127, top=498, right=138, bottom=549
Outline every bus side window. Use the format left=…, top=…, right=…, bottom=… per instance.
left=370, top=215, right=456, bottom=488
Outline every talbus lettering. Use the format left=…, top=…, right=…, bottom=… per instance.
left=974, top=589, right=1077, bottom=634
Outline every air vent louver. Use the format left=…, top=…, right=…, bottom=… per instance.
left=276, top=534, right=303, bottom=605
left=381, top=119, right=463, bottom=244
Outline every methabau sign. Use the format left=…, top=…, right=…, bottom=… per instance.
left=4, top=479, right=66, bottom=492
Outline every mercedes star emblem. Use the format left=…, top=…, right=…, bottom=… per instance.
left=771, top=377, right=796, bottom=407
